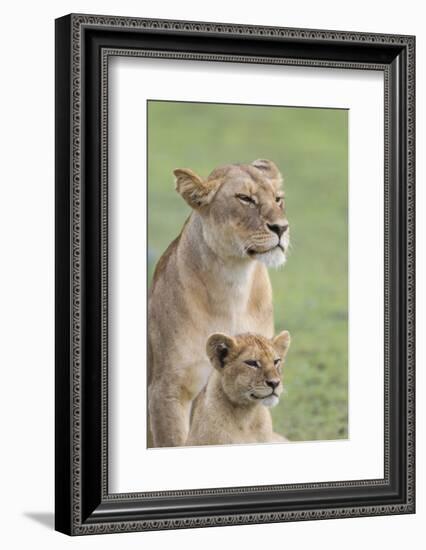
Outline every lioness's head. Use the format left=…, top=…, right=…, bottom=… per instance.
left=206, top=331, right=291, bottom=408
left=174, top=160, right=289, bottom=268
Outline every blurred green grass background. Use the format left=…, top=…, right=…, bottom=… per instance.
left=148, top=100, right=348, bottom=441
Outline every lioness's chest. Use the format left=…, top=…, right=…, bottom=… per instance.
left=205, top=307, right=264, bottom=336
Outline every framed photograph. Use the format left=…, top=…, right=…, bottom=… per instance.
left=55, top=13, right=415, bottom=535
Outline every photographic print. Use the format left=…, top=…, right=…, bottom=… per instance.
left=147, top=100, right=348, bottom=448
left=56, top=14, right=414, bottom=534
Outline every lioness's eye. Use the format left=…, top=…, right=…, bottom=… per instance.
left=244, top=359, right=260, bottom=368
left=274, top=359, right=281, bottom=367
left=236, top=194, right=254, bottom=204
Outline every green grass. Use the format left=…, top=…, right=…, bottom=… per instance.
left=148, top=100, right=348, bottom=442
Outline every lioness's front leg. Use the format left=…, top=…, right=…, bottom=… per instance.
left=148, top=382, right=192, bottom=447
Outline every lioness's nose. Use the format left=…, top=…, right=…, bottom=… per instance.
left=267, top=223, right=288, bottom=238
left=266, top=379, right=280, bottom=389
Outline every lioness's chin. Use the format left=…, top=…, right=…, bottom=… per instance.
left=261, top=395, right=280, bottom=408
left=254, top=248, right=286, bottom=268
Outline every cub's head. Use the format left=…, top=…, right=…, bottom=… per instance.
left=174, top=160, right=289, bottom=268
left=206, top=331, right=291, bottom=408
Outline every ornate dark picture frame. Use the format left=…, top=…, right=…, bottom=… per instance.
left=55, top=13, right=415, bottom=536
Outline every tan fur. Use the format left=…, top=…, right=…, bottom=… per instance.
left=148, top=160, right=290, bottom=447
left=186, top=331, right=291, bottom=446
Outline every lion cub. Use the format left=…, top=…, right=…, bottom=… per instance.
left=186, top=331, right=291, bottom=447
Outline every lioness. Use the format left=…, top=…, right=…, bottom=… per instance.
left=148, top=159, right=290, bottom=447
left=186, top=331, right=291, bottom=446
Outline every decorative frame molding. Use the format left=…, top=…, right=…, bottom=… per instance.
left=55, top=13, right=415, bottom=536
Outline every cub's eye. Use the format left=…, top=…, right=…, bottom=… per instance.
left=275, top=196, right=283, bottom=206
left=236, top=194, right=255, bottom=205
left=244, top=359, right=261, bottom=368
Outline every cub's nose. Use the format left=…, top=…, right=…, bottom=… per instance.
left=266, top=379, right=280, bottom=390
left=267, top=223, right=288, bottom=238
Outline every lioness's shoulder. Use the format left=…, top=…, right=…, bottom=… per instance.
left=151, top=215, right=193, bottom=290
left=151, top=234, right=180, bottom=289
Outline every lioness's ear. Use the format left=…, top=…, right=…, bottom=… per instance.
left=251, top=159, right=283, bottom=184
left=174, top=168, right=221, bottom=210
left=206, top=333, right=236, bottom=371
left=273, top=330, right=291, bottom=358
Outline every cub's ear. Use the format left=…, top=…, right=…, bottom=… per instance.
left=251, top=159, right=283, bottom=185
left=174, top=168, right=221, bottom=210
left=206, top=333, right=237, bottom=371
left=273, top=330, right=291, bottom=358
